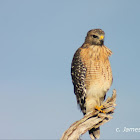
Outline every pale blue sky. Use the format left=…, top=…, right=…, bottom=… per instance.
left=0, top=0, right=140, bottom=139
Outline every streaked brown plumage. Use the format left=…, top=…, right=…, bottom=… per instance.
left=71, top=29, right=113, bottom=139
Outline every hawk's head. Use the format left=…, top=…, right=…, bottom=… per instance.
left=85, top=29, right=105, bottom=46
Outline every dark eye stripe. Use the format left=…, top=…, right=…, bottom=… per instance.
left=92, top=35, right=98, bottom=38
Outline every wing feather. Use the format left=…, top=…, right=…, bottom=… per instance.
left=71, top=48, right=87, bottom=114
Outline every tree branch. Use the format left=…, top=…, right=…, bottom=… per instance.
left=60, top=89, right=117, bottom=140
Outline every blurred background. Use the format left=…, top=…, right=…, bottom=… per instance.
left=0, top=0, right=140, bottom=139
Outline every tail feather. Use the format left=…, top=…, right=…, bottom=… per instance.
left=89, top=127, right=100, bottom=140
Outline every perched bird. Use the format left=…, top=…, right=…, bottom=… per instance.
left=71, top=29, right=113, bottom=139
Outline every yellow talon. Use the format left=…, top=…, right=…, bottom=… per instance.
left=95, top=105, right=105, bottom=113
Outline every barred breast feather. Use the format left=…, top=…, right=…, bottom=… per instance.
left=80, top=45, right=113, bottom=100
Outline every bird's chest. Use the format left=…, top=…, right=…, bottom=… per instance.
left=80, top=46, right=112, bottom=96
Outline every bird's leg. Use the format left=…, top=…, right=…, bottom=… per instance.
left=95, top=105, right=105, bottom=113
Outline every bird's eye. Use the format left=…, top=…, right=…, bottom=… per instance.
left=92, top=35, right=98, bottom=38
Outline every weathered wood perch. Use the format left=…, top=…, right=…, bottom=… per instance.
left=61, top=89, right=116, bottom=140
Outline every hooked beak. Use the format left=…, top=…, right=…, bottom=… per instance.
left=99, top=35, right=104, bottom=40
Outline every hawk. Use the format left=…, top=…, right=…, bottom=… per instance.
left=71, top=29, right=113, bottom=139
